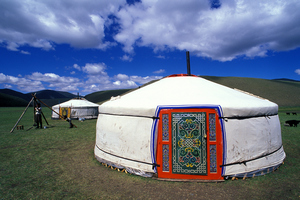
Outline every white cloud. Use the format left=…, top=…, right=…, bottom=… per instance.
left=0, top=73, right=44, bottom=92
left=0, top=0, right=125, bottom=51
left=73, top=64, right=81, bottom=71
left=127, top=80, right=137, bottom=86
left=82, top=63, right=107, bottom=75
left=295, top=69, right=300, bottom=75
left=1, top=0, right=300, bottom=61
left=83, top=84, right=99, bottom=93
left=20, top=50, right=30, bottom=55
left=112, top=79, right=137, bottom=88
left=156, top=55, right=165, bottom=59
left=26, top=72, right=82, bottom=92
left=0, top=67, right=162, bottom=95
left=115, top=74, right=129, bottom=81
left=85, top=74, right=110, bottom=85
left=120, top=54, right=133, bottom=62
left=4, top=84, right=12, bottom=89
left=153, top=69, right=165, bottom=74
left=114, top=0, right=300, bottom=61
left=130, top=75, right=162, bottom=85
left=78, top=67, right=162, bottom=93
left=31, top=39, right=54, bottom=51
left=6, top=42, right=19, bottom=51
left=113, top=80, right=121, bottom=86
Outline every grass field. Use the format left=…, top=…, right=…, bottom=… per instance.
left=0, top=107, right=299, bottom=199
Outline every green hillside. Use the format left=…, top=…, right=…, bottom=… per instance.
left=1, top=77, right=300, bottom=107
left=32, top=90, right=76, bottom=99
left=201, top=76, right=300, bottom=107
left=0, top=93, right=29, bottom=107
left=0, top=89, right=77, bottom=107
left=0, top=89, right=32, bottom=101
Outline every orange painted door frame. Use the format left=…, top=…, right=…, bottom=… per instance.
left=156, top=108, right=223, bottom=180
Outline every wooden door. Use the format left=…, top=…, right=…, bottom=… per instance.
left=156, top=108, right=223, bottom=180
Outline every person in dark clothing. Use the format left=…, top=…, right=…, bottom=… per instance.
left=64, top=115, right=73, bottom=128
left=35, top=103, right=43, bottom=129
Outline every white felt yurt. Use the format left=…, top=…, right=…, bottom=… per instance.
left=52, top=98, right=99, bottom=119
left=94, top=75, right=285, bottom=181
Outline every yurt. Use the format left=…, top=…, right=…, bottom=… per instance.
left=52, top=98, right=99, bottom=119
left=94, top=75, right=285, bottom=181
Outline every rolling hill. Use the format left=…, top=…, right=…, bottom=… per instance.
left=0, top=88, right=32, bottom=102
left=201, top=76, right=300, bottom=107
left=0, top=89, right=77, bottom=107
left=1, top=76, right=300, bottom=107
left=0, top=93, right=29, bottom=107
left=34, top=90, right=77, bottom=99
left=85, top=89, right=132, bottom=104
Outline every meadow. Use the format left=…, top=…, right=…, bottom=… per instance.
left=0, top=107, right=299, bottom=199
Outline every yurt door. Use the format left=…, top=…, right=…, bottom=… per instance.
left=59, top=107, right=71, bottom=119
left=156, top=108, right=223, bottom=180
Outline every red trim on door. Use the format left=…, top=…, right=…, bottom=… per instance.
left=156, top=108, right=223, bottom=180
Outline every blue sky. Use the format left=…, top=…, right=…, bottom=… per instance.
left=1, top=0, right=300, bottom=95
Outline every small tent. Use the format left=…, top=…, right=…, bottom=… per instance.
left=94, top=75, right=285, bottom=181
left=52, top=98, right=99, bottom=119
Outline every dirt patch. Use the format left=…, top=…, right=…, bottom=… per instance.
left=54, top=142, right=291, bottom=200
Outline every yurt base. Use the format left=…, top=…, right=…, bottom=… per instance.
left=152, top=177, right=225, bottom=182
left=97, top=157, right=283, bottom=182
left=97, top=158, right=225, bottom=182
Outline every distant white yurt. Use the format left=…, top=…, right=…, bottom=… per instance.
left=52, top=98, right=99, bottom=119
left=94, top=75, right=285, bottom=181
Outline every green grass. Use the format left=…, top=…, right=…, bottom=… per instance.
left=0, top=107, right=299, bottom=199
left=0, top=108, right=97, bottom=199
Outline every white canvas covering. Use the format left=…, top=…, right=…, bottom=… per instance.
left=52, top=98, right=99, bottom=119
left=95, top=76, right=285, bottom=179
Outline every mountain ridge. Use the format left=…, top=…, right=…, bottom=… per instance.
left=1, top=76, right=300, bottom=107
left=0, top=89, right=77, bottom=107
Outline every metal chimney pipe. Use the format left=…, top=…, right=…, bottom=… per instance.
left=186, top=51, right=191, bottom=76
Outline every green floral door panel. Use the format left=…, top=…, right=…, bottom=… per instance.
left=172, top=112, right=207, bottom=175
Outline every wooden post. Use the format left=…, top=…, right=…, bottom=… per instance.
left=10, top=96, right=35, bottom=133
left=41, top=111, right=49, bottom=126
left=33, top=97, right=37, bottom=126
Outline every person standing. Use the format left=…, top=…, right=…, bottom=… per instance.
left=63, top=115, right=73, bottom=128
left=35, top=103, right=43, bottom=129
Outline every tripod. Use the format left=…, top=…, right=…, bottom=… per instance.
left=10, top=94, right=49, bottom=133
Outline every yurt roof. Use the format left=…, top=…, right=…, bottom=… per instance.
left=53, top=98, right=99, bottom=108
left=99, top=76, right=278, bottom=118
